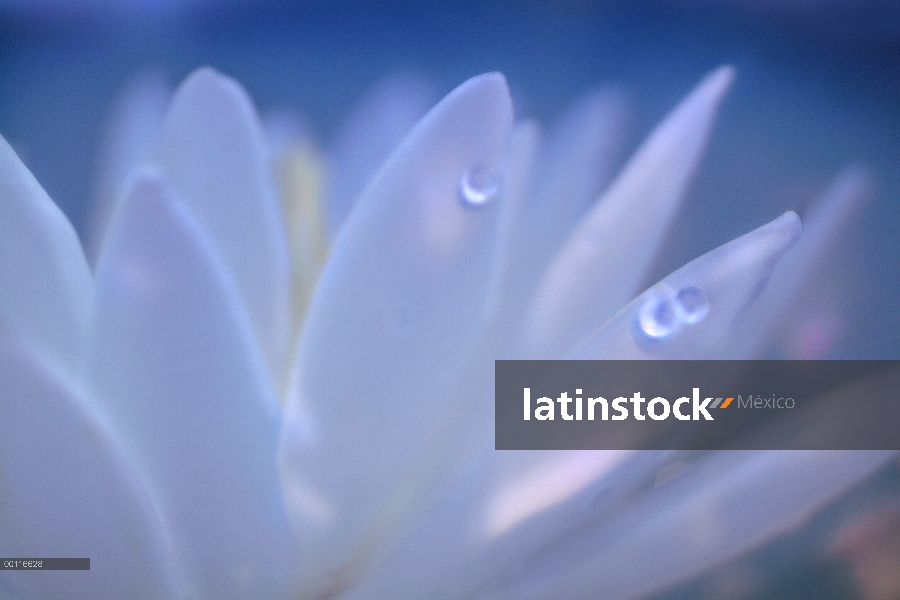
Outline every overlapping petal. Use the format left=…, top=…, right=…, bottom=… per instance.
left=574, top=210, right=801, bottom=360
left=525, top=67, right=735, bottom=357
left=0, top=60, right=889, bottom=600
left=509, top=85, right=629, bottom=298
left=280, top=72, right=513, bottom=595
left=325, top=73, right=438, bottom=238
left=86, top=71, right=171, bottom=265
left=156, top=67, right=292, bottom=386
left=0, top=330, right=180, bottom=600
left=492, top=450, right=892, bottom=599
left=338, top=212, right=803, bottom=600
left=0, top=136, right=92, bottom=369
left=731, top=166, right=872, bottom=359
left=87, top=171, right=299, bottom=600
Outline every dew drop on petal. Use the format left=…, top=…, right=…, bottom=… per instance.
left=674, top=285, right=709, bottom=324
left=636, top=291, right=679, bottom=340
left=458, top=165, right=502, bottom=209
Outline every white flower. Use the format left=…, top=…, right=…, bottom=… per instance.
left=0, top=66, right=891, bottom=600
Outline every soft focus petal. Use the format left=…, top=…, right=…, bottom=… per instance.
left=509, top=85, right=629, bottom=293
left=0, top=330, right=180, bottom=600
left=156, top=67, right=292, bottom=386
left=325, top=72, right=437, bottom=238
left=280, top=72, right=513, bottom=596
left=87, top=171, right=299, bottom=600
left=0, top=135, right=92, bottom=369
left=86, top=70, right=171, bottom=265
left=338, top=448, right=657, bottom=600
left=525, top=66, right=735, bottom=357
left=573, top=210, right=801, bottom=360
left=491, top=450, right=894, bottom=600
left=492, top=119, right=542, bottom=325
left=731, top=165, right=872, bottom=359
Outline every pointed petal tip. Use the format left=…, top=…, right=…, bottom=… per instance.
left=831, top=163, right=875, bottom=203
left=729, top=211, right=803, bottom=278
left=705, top=65, right=736, bottom=95
left=794, top=165, right=872, bottom=225
left=460, top=71, right=512, bottom=112
left=475, top=71, right=510, bottom=90
left=182, top=65, right=226, bottom=85
left=780, top=209, right=802, bottom=233
left=818, top=164, right=874, bottom=225
left=174, top=66, right=248, bottom=107
left=119, top=165, right=169, bottom=201
left=769, top=209, right=803, bottom=250
left=679, top=66, right=735, bottom=119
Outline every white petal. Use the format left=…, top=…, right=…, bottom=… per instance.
left=336, top=122, right=558, bottom=600
left=0, top=330, right=180, bottom=600
left=492, top=450, right=893, bottom=600
left=524, top=67, right=735, bottom=357
left=0, top=135, right=92, bottom=368
left=87, top=171, right=299, bottom=600
left=488, top=119, right=542, bottom=341
left=325, top=72, right=437, bottom=238
left=86, top=71, right=171, bottom=265
left=281, top=72, right=513, bottom=596
left=156, top=67, right=291, bottom=386
left=338, top=448, right=648, bottom=600
left=509, top=86, right=629, bottom=294
left=573, top=211, right=801, bottom=360
left=731, top=166, right=872, bottom=359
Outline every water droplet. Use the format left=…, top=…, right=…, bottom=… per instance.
left=675, top=286, right=708, bottom=324
left=637, top=291, right=679, bottom=340
left=387, top=302, right=418, bottom=337
left=458, top=166, right=502, bottom=209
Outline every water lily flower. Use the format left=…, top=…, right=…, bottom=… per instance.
left=0, top=64, right=892, bottom=600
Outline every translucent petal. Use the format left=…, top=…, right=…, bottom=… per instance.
left=573, top=211, right=801, bottom=360
left=524, top=67, right=735, bottom=358
left=325, top=72, right=437, bottom=238
left=342, top=123, right=550, bottom=600
left=280, top=72, right=513, bottom=596
left=489, top=119, right=542, bottom=344
left=156, top=67, right=291, bottom=386
left=507, top=86, right=628, bottom=300
left=87, top=171, right=299, bottom=600
left=0, top=135, right=92, bottom=368
left=337, top=448, right=654, bottom=600
left=86, top=71, right=170, bottom=265
left=492, top=450, right=893, bottom=600
left=0, top=330, right=180, bottom=600
left=730, top=166, right=872, bottom=359
left=346, top=349, right=886, bottom=600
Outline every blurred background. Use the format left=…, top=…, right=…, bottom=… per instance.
left=1, top=1, right=899, bottom=597
left=1, top=0, right=898, bottom=359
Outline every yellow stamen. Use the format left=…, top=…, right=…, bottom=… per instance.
left=276, top=140, right=329, bottom=402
